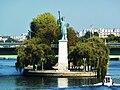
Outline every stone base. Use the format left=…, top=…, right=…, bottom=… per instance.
left=23, top=69, right=97, bottom=77
left=58, top=40, right=68, bottom=71
left=56, top=70, right=70, bottom=72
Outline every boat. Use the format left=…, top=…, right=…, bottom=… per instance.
left=94, top=75, right=113, bottom=86
left=102, top=76, right=113, bottom=86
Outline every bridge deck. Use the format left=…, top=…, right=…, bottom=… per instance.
left=109, top=55, right=120, bottom=60
left=0, top=55, right=17, bottom=59
left=0, top=42, right=24, bottom=48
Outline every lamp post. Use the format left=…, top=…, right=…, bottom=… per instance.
left=83, top=58, right=86, bottom=72
left=90, top=24, right=93, bottom=38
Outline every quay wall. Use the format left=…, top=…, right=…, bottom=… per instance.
left=23, top=70, right=97, bottom=77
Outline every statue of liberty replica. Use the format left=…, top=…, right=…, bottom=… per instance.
left=57, top=11, right=69, bottom=72
left=58, top=11, right=68, bottom=41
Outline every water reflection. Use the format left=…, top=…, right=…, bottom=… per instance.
left=68, top=77, right=99, bottom=86
left=14, top=76, right=99, bottom=89
left=15, top=76, right=58, bottom=89
left=58, top=78, right=68, bottom=88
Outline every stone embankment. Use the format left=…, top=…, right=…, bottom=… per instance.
left=23, top=69, right=97, bottom=77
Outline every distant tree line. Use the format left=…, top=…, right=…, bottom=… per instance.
left=106, top=34, right=120, bottom=43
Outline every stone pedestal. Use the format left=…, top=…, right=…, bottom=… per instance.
left=58, top=40, right=68, bottom=71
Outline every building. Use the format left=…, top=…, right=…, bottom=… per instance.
left=0, top=36, right=10, bottom=43
left=0, top=33, right=27, bottom=43
left=10, top=33, right=27, bottom=41
left=79, top=28, right=120, bottom=38
left=92, top=28, right=120, bottom=38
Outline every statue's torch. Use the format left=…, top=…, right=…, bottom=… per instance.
left=58, top=10, right=61, bottom=28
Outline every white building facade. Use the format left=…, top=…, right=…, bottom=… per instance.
left=10, top=33, right=27, bottom=41
left=92, top=28, right=120, bottom=38
left=79, top=28, right=120, bottom=38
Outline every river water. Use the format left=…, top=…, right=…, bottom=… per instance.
left=0, top=59, right=120, bottom=90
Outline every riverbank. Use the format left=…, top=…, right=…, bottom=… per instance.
left=23, top=69, right=97, bottom=77
left=0, top=55, right=17, bottom=60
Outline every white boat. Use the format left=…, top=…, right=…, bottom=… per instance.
left=102, top=76, right=113, bottom=86
left=94, top=76, right=113, bottom=86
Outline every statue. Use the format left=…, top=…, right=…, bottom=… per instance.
left=58, top=11, right=68, bottom=40
left=58, top=11, right=69, bottom=72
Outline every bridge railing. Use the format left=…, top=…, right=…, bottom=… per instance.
left=106, top=43, right=120, bottom=48
left=0, top=42, right=24, bottom=48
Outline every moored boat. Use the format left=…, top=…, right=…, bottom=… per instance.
left=94, top=76, right=113, bottom=86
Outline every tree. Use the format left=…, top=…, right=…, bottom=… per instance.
left=107, top=34, right=115, bottom=43
left=30, top=12, right=59, bottom=45
left=69, top=36, right=110, bottom=79
left=94, top=32, right=99, bottom=37
left=86, top=37, right=110, bottom=79
left=84, top=31, right=93, bottom=39
left=67, top=27, right=78, bottom=46
left=0, top=40, right=3, bottom=42
left=69, top=43, right=90, bottom=67
left=6, top=38, right=18, bottom=43
left=16, top=12, right=61, bottom=71
left=16, top=42, right=51, bottom=71
left=114, top=36, right=120, bottom=42
left=77, top=36, right=86, bottom=43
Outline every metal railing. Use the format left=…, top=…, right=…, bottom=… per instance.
left=0, top=42, right=24, bottom=48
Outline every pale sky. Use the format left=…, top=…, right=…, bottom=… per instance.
left=0, top=0, right=120, bottom=35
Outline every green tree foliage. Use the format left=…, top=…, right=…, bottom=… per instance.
left=67, top=27, right=78, bottom=46
left=87, top=37, right=110, bottom=79
left=30, top=12, right=59, bottom=45
left=106, top=34, right=120, bottom=43
left=0, top=40, right=3, bottom=42
left=94, top=32, right=99, bottom=37
left=84, top=31, right=93, bottom=39
left=16, top=42, right=51, bottom=72
left=16, top=12, right=59, bottom=71
left=114, top=36, right=120, bottom=42
left=107, top=34, right=115, bottom=43
left=69, top=36, right=110, bottom=79
left=6, top=38, right=19, bottom=43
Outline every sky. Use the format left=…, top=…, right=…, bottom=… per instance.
left=0, top=0, right=120, bottom=36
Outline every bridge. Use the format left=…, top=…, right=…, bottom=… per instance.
left=0, top=42, right=24, bottom=48
left=106, top=43, right=120, bottom=60
left=0, top=42, right=120, bottom=60
left=109, top=55, right=120, bottom=60
left=0, top=42, right=119, bottom=48
left=106, top=43, right=120, bottom=48
left=0, top=42, right=24, bottom=59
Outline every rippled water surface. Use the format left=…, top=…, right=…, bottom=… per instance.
left=0, top=59, right=120, bottom=90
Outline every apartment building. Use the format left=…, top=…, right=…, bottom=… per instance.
left=79, top=28, right=120, bottom=38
